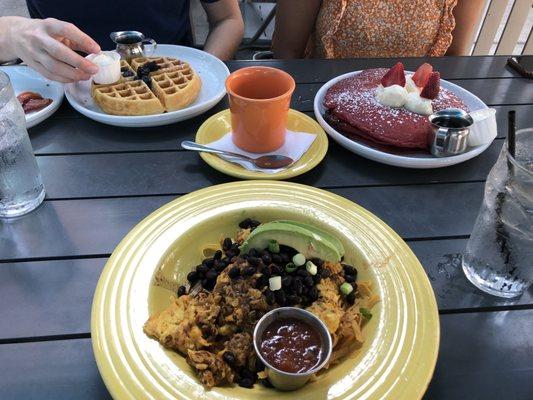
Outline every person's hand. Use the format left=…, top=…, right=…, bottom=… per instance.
left=6, top=17, right=101, bottom=83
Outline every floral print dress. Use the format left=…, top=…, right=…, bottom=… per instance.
left=310, top=0, right=457, bottom=58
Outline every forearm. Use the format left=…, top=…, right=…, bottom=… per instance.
left=446, top=0, right=486, bottom=55
left=0, top=17, right=24, bottom=62
left=203, top=17, right=244, bottom=60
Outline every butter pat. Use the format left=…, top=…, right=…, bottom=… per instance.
left=87, top=51, right=121, bottom=84
left=404, top=92, right=433, bottom=116
left=376, top=84, right=408, bottom=108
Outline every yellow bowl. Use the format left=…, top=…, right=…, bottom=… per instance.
left=91, top=181, right=439, bottom=399
left=195, top=109, right=329, bottom=180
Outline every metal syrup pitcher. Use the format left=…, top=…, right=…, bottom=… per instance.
left=110, top=31, right=157, bottom=61
left=428, top=108, right=473, bottom=157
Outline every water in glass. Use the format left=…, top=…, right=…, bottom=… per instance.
left=463, top=128, right=533, bottom=297
left=0, top=71, right=45, bottom=217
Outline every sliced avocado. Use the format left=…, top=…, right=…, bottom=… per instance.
left=273, top=220, right=345, bottom=257
left=240, top=221, right=343, bottom=262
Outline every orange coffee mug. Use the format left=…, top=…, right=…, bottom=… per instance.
left=226, top=67, right=295, bottom=153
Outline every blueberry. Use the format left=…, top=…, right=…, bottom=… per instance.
left=122, top=69, right=134, bottom=77
left=141, top=74, right=151, bottom=87
left=177, top=285, right=187, bottom=297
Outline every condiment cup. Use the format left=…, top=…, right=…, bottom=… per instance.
left=428, top=108, right=473, bottom=157
left=226, top=67, right=295, bottom=153
left=468, top=108, right=497, bottom=147
left=253, top=307, right=332, bottom=391
left=86, top=51, right=121, bottom=85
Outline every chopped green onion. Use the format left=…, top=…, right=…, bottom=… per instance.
left=306, top=261, right=318, bottom=275
left=360, top=307, right=372, bottom=320
left=285, top=262, right=297, bottom=273
left=269, top=276, right=282, bottom=291
left=268, top=240, right=280, bottom=253
left=340, top=282, right=353, bottom=295
left=292, top=253, right=306, bottom=267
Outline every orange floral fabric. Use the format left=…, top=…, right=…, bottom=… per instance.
left=311, top=0, right=457, bottom=58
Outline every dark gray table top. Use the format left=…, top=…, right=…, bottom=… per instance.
left=1, top=55, right=532, bottom=399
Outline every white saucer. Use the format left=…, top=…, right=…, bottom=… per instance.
left=313, top=70, right=493, bottom=169
left=0, top=66, right=64, bottom=129
left=64, top=45, right=229, bottom=128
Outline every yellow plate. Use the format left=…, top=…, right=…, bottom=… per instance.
left=91, top=181, right=439, bottom=400
left=195, top=109, right=328, bottom=180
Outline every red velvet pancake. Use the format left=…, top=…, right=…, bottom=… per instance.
left=323, top=68, right=469, bottom=150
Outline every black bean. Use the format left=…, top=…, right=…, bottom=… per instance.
left=343, top=264, right=358, bottom=278
left=311, top=258, right=324, bottom=267
left=225, top=250, right=235, bottom=259
left=344, top=274, right=356, bottom=283
left=203, top=258, right=215, bottom=268
left=280, top=253, right=291, bottom=264
left=202, top=278, right=215, bottom=290
left=320, top=268, right=332, bottom=278
left=281, top=276, right=292, bottom=288
left=196, top=264, right=209, bottom=275
left=261, top=267, right=271, bottom=278
left=214, top=250, right=222, bottom=260
left=255, top=275, right=268, bottom=289
left=265, top=290, right=275, bottom=305
left=248, top=256, right=260, bottom=267
left=177, top=285, right=187, bottom=297
left=255, top=358, right=265, bottom=372
left=249, top=248, right=259, bottom=257
left=292, top=278, right=304, bottom=295
left=215, top=261, right=226, bottom=272
left=260, top=379, right=273, bottom=388
left=270, top=264, right=283, bottom=275
left=228, top=266, right=241, bottom=279
left=352, top=282, right=358, bottom=292
left=241, top=369, right=255, bottom=380
left=238, top=378, right=254, bottom=388
left=223, top=351, right=236, bottom=366
left=275, top=290, right=286, bottom=305
left=206, top=269, right=218, bottom=281
left=238, top=218, right=253, bottom=229
left=346, top=290, right=356, bottom=305
left=271, top=254, right=282, bottom=264
left=297, top=269, right=310, bottom=278
left=287, top=294, right=301, bottom=305
left=223, top=237, right=233, bottom=251
left=304, top=276, right=314, bottom=287
left=187, top=271, right=199, bottom=283
left=262, top=254, right=272, bottom=265
left=313, top=274, right=322, bottom=284
left=243, top=266, right=256, bottom=276
left=308, top=286, right=319, bottom=301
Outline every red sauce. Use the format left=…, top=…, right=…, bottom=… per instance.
left=260, top=318, right=323, bottom=373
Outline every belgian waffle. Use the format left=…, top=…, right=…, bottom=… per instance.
left=90, top=60, right=136, bottom=97
left=91, top=56, right=201, bottom=115
left=92, top=79, right=164, bottom=116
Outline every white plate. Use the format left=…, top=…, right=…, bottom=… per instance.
left=313, top=71, right=493, bottom=169
left=64, top=45, right=229, bottom=127
left=0, top=66, right=64, bottom=129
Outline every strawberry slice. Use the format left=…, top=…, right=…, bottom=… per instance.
left=380, top=62, right=406, bottom=87
left=412, top=63, right=433, bottom=87
left=420, top=71, right=440, bottom=99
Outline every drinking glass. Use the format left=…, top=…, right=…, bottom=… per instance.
left=462, top=128, right=533, bottom=297
left=0, top=70, right=45, bottom=217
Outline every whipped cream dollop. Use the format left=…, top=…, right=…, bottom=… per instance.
left=87, top=51, right=121, bottom=84
left=404, top=74, right=420, bottom=94
left=376, top=84, right=408, bottom=108
left=404, top=92, right=433, bottom=116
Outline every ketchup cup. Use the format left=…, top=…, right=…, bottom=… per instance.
left=226, top=67, right=295, bottom=153
left=253, top=307, right=332, bottom=391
